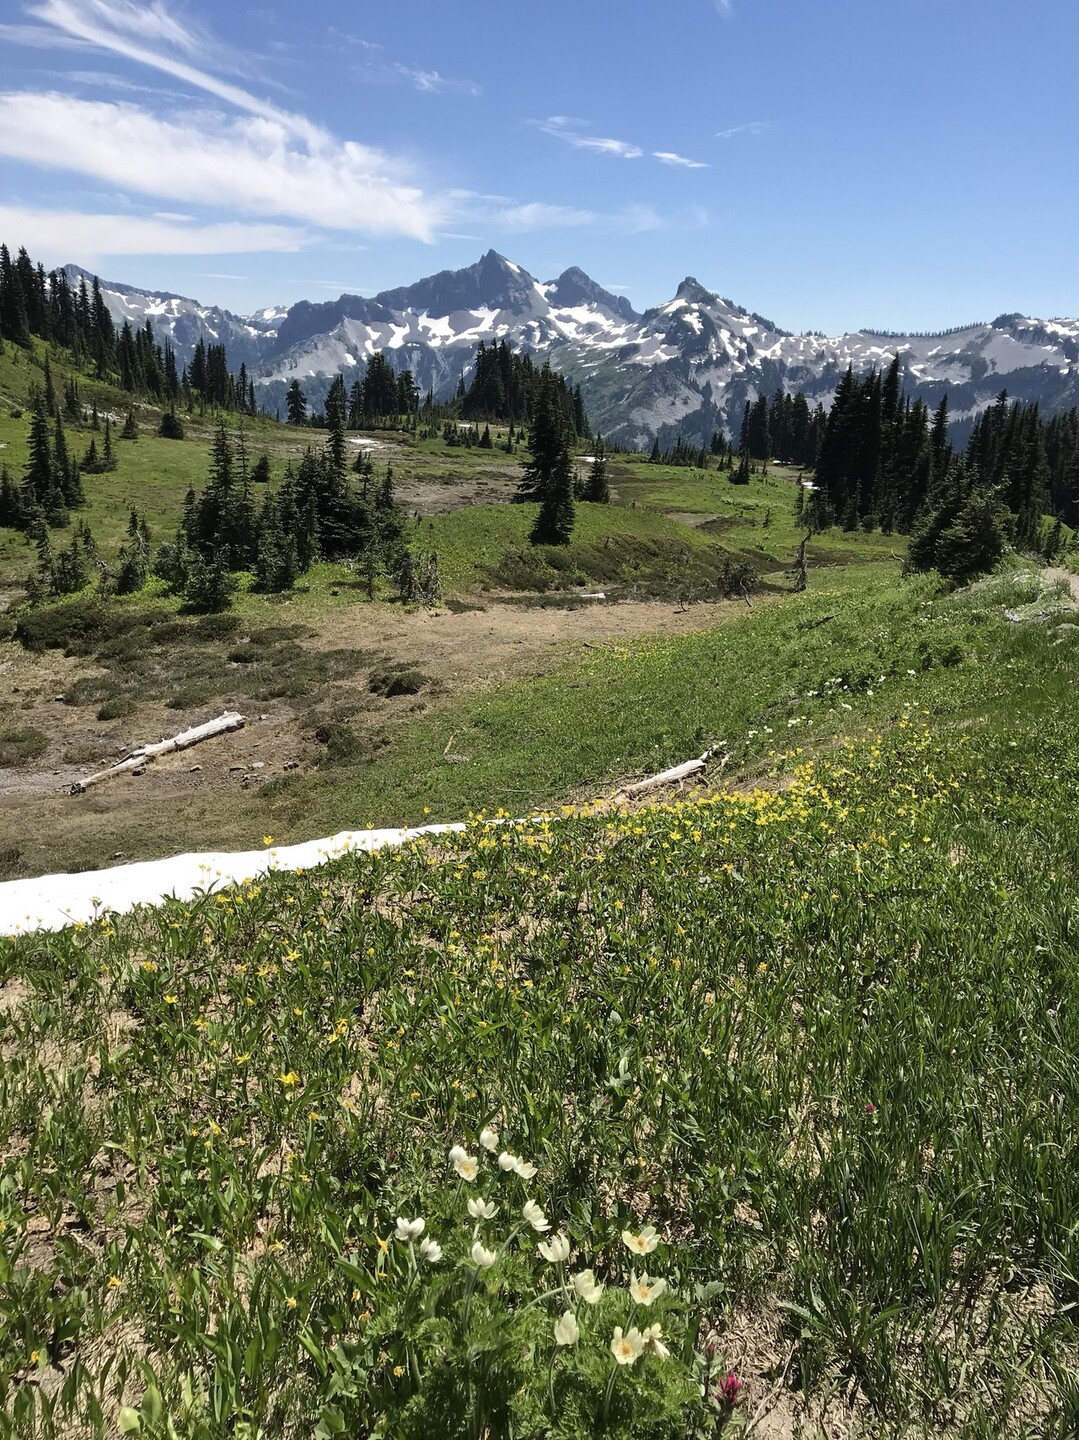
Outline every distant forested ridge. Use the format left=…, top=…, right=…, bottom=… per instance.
left=0, top=242, right=256, bottom=413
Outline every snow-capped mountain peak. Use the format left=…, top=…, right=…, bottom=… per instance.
left=74, top=254, right=1079, bottom=445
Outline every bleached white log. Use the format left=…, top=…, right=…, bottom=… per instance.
left=620, top=746, right=721, bottom=798
left=71, top=712, right=245, bottom=794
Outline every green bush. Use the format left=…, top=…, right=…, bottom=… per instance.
left=0, top=725, right=48, bottom=766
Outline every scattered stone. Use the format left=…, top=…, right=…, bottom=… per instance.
left=53, top=695, right=65, bottom=703
left=113, top=852, right=125, bottom=861
left=251, top=762, right=265, bottom=770
left=188, top=764, right=202, bottom=773
left=229, top=764, right=244, bottom=772
left=284, top=760, right=300, bottom=771
left=131, top=766, right=146, bottom=777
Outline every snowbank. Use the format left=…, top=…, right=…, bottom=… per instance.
left=0, top=822, right=466, bottom=938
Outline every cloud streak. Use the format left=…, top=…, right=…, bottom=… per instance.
left=539, top=117, right=642, bottom=160
left=393, top=63, right=481, bottom=97
left=0, top=203, right=304, bottom=257
left=540, top=118, right=708, bottom=170
left=716, top=121, right=768, bottom=139
left=654, top=150, right=709, bottom=169
left=0, top=92, right=443, bottom=239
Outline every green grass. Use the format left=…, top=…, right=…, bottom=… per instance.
left=3, top=566, right=1079, bottom=1437
left=608, top=456, right=900, bottom=573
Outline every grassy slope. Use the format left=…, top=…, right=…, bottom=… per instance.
left=3, top=567, right=1079, bottom=1437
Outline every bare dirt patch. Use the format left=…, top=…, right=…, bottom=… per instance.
left=0, top=596, right=751, bottom=879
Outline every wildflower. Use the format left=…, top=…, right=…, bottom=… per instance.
left=467, top=1197, right=498, bottom=1221
left=164, top=994, right=178, bottom=1005
left=419, top=1237, right=443, bottom=1263
left=554, top=1310, right=580, bottom=1346
left=571, top=1269, right=605, bottom=1304
left=610, top=1326, right=645, bottom=1365
left=538, top=1232, right=571, bottom=1263
left=479, top=1126, right=499, bottom=1152
left=451, top=1150, right=480, bottom=1182
left=621, top=1224, right=659, bottom=1255
left=30, top=1350, right=41, bottom=1364
left=107, top=1276, right=122, bottom=1288
left=522, top=1200, right=551, bottom=1232
left=395, top=1217, right=425, bottom=1241
left=262, top=835, right=274, bottom=846
left=514, top=1158, right=538, bottom=1179
left=642, top=1323, right=670, bottom=1360
left=629, top=1273, right=667, bottom=1307
left=278, top=1071, right=300, bottom=1087
left=286, top=1297, right=298, bottom=1311
left=470, top=1241, right=497, bottom=1269
left=865, top=1101, right=876, bottom=1113
left=716, top=1372, right=744, bottom=1405
left=497, top=1151, right=518, bottom=1171
left=393, top=1364, right=405, bottom=1378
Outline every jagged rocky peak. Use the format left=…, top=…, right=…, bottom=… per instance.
left=375, top=249, right=539, bottom=318
left=545, top=266, right=639, bottom=323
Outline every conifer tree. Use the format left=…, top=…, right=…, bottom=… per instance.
left=516, top=364, right=576, bottom=509
left=582, top=438, right=610, bottom=503
left=121, top=409, right=139, bottom=440
left=158, top=408, right=184, bottom=440
left=0, top=465, right=25, bottom=530
left=286, top=380, right=308, bottom=427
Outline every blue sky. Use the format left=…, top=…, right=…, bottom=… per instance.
left=1, top=0, right=1077, bottom=332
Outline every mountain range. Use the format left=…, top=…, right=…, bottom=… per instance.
left=68, top=253, right=1079, bottom=449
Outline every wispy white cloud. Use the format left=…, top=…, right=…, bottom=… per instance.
left=654, top=150, right=709, bottom=169
left=0, top=92, right=444, bottom=239
left=0, top=20, right=88, bottom=47
left=0, top=203, right=304, bottom=257
left=489, top=199, right=662, bottom=235
left=716, top=121, right=768, bottom=139
left=713, top=0, right=734, bottom=18
left=2, top=1, right=446, bottom=241
left=25, top=0, right=324, bottom=139
left=539, top=117, right=643, bottom=160
left=393, top=63, right=480, bottom=97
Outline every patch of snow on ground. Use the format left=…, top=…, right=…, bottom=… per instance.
left=0, top=826, right=469, bottom=937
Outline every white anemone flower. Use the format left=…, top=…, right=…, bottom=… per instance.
left=621, top=1224, right=659, bottom=1255
left=513, top=1158, right=538, bottom=1179
left=449, top=1144, right=469, bottom=1166
left=538, top=1232, right=571, bottom=1263
left=522, top=1200, right=551, bottom=1232
left=470, top=1241, right=497, bottom=1269
left=642, top=1322, right=670, bottom=1360
left=479, top=1126, right=500, bottom=1152
left=497, top=1151, right=518, bottom=1172
left=467, top=1197, right=498, bottom=1221
left=453, top=1152, right=480, bottom=1182
left=629, top=1273, right=667, bottom=1307
left=571, top=1269, right=605, bottom=1304
left=419, top=1236, right=442, bottom=1263
left=610, top=1326, right=645, bottom=1365
left=554, top=1310, right=580, bottom=1346
left=394, top=1217, right=425, bottom=1241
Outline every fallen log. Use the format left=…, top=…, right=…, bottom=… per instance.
left=619, top=745, right=726, bottom=799
left=71, top=712, right=245, bottom=795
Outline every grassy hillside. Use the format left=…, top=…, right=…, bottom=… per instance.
left=3, top=565, right=1079, bottom=1438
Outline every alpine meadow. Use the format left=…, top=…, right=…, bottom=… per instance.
left=3, top=3, right=1079, bottom=1438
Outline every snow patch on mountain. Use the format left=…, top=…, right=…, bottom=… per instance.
left=73, top=251, right=1079, bottom=448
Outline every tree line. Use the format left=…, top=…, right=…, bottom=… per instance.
left=0, top=241, right=256, bottom=416
left=804, top=358, right=1079, bottom=580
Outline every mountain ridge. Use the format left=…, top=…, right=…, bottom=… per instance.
left=69, top=252, right=1079, bottom=447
